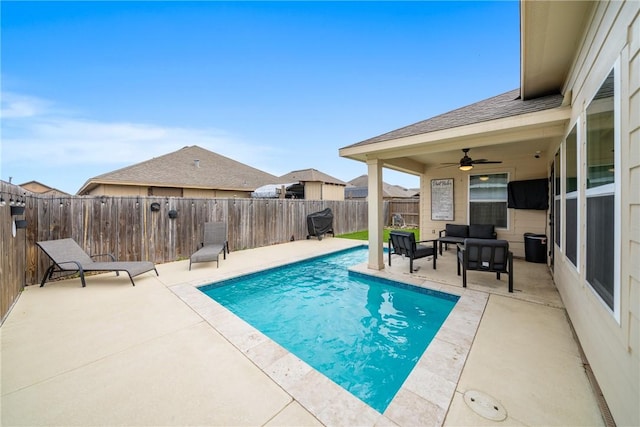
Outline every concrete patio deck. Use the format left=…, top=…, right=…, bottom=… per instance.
left=1, top=237, right=605, bottom=426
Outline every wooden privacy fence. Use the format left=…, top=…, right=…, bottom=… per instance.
left=1, top=180, right=419, bottom=322
left=386, top=199, right=421, bottom=227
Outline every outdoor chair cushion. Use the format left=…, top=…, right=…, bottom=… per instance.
left=469, top=224, right=497, bottom=239
left=438, top=224, right=469, bottom=255
left=457, top=238, right=513, bottom=292
left=444, top=224, right=469, bottom=238
left=388, top=230, right=437, bottom=273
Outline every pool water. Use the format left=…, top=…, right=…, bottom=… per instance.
left=200, top=246, right=458, bottom=413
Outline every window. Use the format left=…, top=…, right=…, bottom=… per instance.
left=554, top=150, right=561, bottom=248
left=469, top=173, right=508, bottom=227
left=586, top=69, right=616, bottom=310
left=565, top=125, right=578, bottom=267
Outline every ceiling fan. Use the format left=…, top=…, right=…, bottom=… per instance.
left=441, top=148, right=503, bottom=171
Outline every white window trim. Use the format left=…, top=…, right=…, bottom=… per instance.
left=554, top=149, right=562, bottom=249
left=584, top=60, right=621, bottom=323
left=565, top=119, right=580, bottom=272
left=467, top=172, right=510, bottom=230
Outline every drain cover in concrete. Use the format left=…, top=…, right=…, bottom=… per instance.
left=463, top=389, right=507, bottom=421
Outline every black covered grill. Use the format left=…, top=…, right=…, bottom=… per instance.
left=306, top=208, right=334, bottom=240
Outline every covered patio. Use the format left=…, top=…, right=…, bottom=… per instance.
left=1, top=237, right=605, bottom=426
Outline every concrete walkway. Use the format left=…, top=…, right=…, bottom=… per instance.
left=1, top=238, right=605, bottom=426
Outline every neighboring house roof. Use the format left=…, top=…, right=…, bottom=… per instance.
left=344, top=89, right=565, bottom=148
left=344, top=187, right=369, bottom=199
left=280, top=168, right=347, bottom=186
left=346, top=175, right=419, bottom=198
left=77, top=145, right=282, bottom=194
left=19, top=180, right=70, bottom=196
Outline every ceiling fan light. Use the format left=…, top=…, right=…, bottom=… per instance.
left=459, top=164, right=473, bottom=171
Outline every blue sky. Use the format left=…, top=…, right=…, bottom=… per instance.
left=1, top=1, right=520, bottom=194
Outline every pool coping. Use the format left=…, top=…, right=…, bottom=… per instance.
left=169, top=253, right=489, bottom=426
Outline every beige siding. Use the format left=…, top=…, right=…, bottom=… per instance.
left=421, top=157, right=549, bottom=258
left=84, top=185, right=252, bottom=198
left=85, top=184, right=148, bottom=197
left=21, top=182, right=52, bottom=193
left=552, top=3, right=640, bottom=426
left=304, top=182, right=322, bottom=200
left=183, top=188, right=251, bottom=198
left=320, top=183, right=345, bottom=201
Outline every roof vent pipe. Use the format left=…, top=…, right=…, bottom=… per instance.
left=194, top=159, right=200, bottom=168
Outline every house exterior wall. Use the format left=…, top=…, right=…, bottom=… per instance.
left=420, top=157, right=549, bottom=258
left=82, top=184, right=252, bottom=198
left=183, top=188, right=251, bottom=198
left=303, top=182, right=322, bottom=200
left=83, top=184, right=148, bottom=196
left=21, top=182, right=51, bottom=194
left=320, top=183, right=346, bottom=201
left=551, top=2, right=639, bottom=425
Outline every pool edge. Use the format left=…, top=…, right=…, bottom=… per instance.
left=171, top=250, right=489, bottom=426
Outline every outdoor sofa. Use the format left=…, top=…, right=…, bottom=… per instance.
left=438, top=223, right=497, bottom=255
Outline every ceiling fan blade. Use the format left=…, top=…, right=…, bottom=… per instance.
left=472, top=160, right=502, bottom=164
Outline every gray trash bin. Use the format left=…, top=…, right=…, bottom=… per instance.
left=524, top=233, right=547, bottom=263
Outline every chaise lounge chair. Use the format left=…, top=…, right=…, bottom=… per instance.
left=189, top=222, right=229, bottom=270
left=37, top=238, right=158, bottom=287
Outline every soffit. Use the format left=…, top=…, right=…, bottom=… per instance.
left=520, top=1, right=594, bottom=100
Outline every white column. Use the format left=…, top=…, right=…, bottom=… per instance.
left=367, top=159, right=384, bottom=270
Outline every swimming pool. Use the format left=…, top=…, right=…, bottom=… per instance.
left=199, top=246, right=458, bottom=413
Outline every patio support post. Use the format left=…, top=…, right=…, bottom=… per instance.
left=367, top=159, right=384, bottom=270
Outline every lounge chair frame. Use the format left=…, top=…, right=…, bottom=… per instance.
left=189, top=222, right=229, bottom=270
left=37, top=238, right=158, bottom=287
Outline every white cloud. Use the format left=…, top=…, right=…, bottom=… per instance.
left=1, top=92, right=277, bottom=170
left=0, top=92, right=51, bottom=118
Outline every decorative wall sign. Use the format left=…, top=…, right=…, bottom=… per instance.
left=431, top=178, right=454, bottom=221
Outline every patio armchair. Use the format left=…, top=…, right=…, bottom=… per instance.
left=189, top=222, right=229, bottom=270
left=388, top=230, right=437, bottom=273
left=457, top=238, right=513, bottom=292
left=37, top=238, right=158, bottom=287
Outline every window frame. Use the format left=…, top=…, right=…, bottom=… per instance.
left=564, top=123, right=579, bottom=270
left=467, top=172, right=509, bottom=229
left=584, top=63, right=621, bottom=322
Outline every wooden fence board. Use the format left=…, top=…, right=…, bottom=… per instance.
left=1, top=184, right=418, bottom=322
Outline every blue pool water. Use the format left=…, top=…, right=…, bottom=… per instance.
left=199, top=246, right=458, bottom=413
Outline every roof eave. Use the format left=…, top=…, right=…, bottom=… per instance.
left=339, top=105, right=571, bottom=163
left=77, top=180, right=259, bottom=195
left=520, top=0, right=593, bottom=99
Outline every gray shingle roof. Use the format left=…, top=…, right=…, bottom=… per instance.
left=346, top=89, right=565, bottom=147
left=78, top=145, right=282, bottom=193
left=347, top=175, right=418, bottom=198
left=280, top=168, right=347, bottom=186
